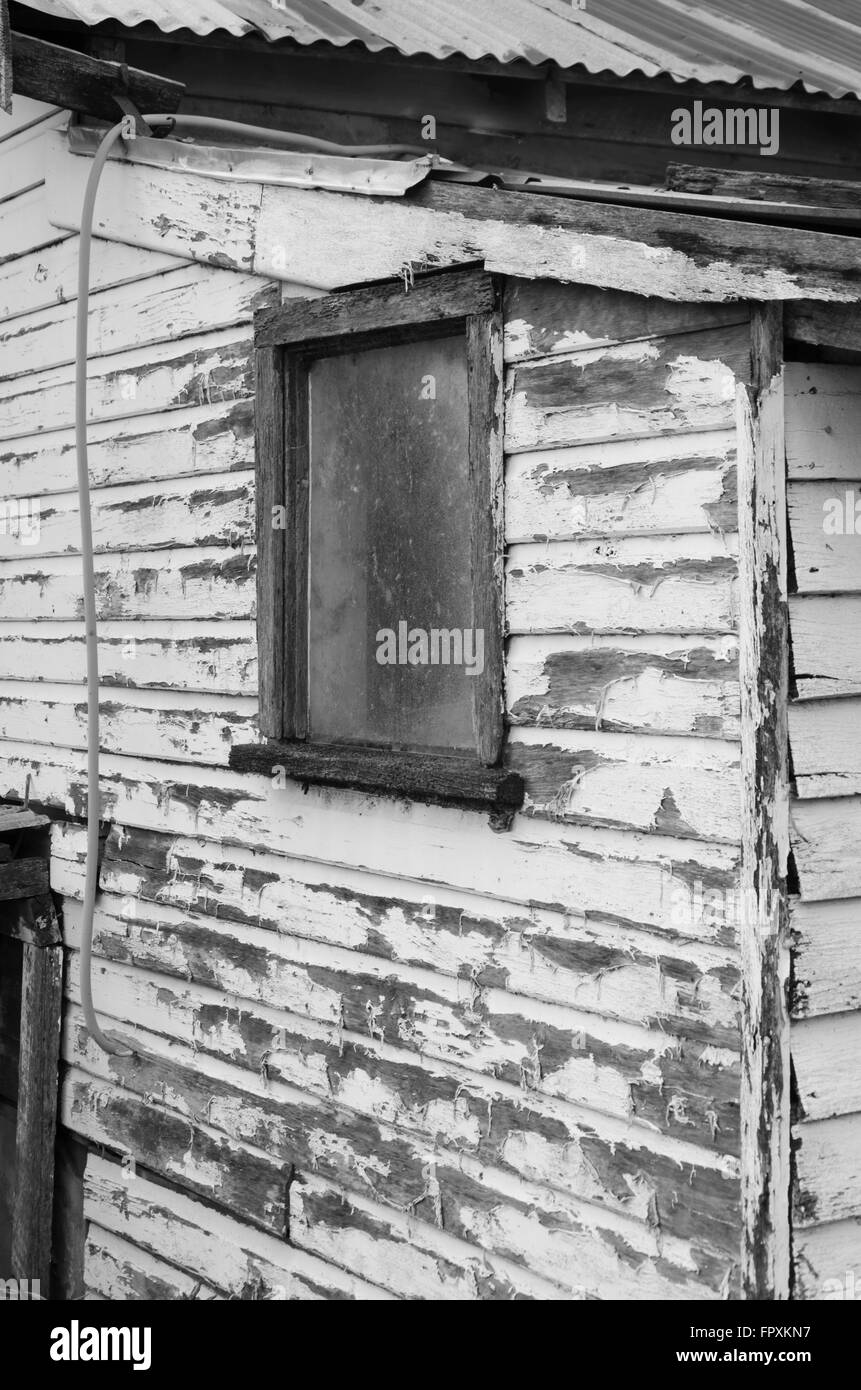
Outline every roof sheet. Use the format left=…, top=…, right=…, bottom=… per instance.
left=17, top=0, right=861, bottom=98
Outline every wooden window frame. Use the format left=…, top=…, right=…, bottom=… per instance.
left=231, top=267, right=522, bottom=820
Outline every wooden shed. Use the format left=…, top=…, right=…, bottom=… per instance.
left=1, top=0, right=860, bottom=1303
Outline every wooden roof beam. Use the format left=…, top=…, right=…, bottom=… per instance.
left=10, top=30, right=184, bottom=121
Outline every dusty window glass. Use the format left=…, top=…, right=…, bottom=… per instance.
left=308, top=333, right=480, bottom=752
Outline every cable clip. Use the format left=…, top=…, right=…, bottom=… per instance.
left=112, top=77, right=152, bottom=138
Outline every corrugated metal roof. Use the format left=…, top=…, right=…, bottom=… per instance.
left=17, top=0, right=861, bottom=99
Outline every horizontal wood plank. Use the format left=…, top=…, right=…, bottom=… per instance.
left=2, top=740, right=742, bottom=939
left=790, top=698, right=861, bottom=797
left=790, top=595, right=861, bottom=699
left=793, top=1012, right=861, bottom=1121
left=791, top=896, right=861, bottom=1019
left=85, top=1155, right=389, bottom=1301
left=794, top=1112, right=861, bottom=1226
left=0, top=472, right=253, bottom=560
left=506, top=727, right=740, bottom=842
left=504, top=326, right=746, bottom=454
left=0, top=548, right=256, bottom=621
left=788, top=480, right=861, bottom=594
left=506, top=633, right=739, bottom=738
left=0, top=263, right=276, bottom=379
left=791, top=797, right=861, bottom=901
left=0, top=401, right=254, bottom=499
left=51, top=820, right=740, bottom=1041
left=0, top=328, right=252, bottom=441
left=502, top=279, right=747, bottom=363
left=785, top=363, right=861, bottom=481
left=505, top=431, right=737, bottom=542
left=0, top=622, right=257, bottom=692
left=506, top=534, right=738, bottom=636
left=0, top=683, right=259, bottom=766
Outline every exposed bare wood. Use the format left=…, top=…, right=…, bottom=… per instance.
left=736, top=304, right=791, bottom=1300
left=791, top=897, right=861, bottom=1019
left=11, top=941, right=62, bottom=1293
left=45, top=133, right=861, bottom=301
left=666, top=163, right=861, bottom=213
left=10, top=31, right=184, bottom=122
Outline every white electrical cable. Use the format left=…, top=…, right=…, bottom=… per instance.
left=77, top=111, right=422, bottom=1054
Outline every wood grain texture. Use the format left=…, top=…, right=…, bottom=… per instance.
left=791, top=897, right=861, bottom=1019
left=736, top=305, right=791, bottom=1300
left=84, top=1155, right=391, bottom=1301
left=0, top=622, right=257, bottom=694
left=790, top=595, right=861, bottom=699
left=790, top=698, right=861, bottom=797
left=785, top=362, right=861, bottom=481
left=0, top=263, right=276, bottom=379
left=0, top=328, right=253, bottom=440
left=789, top=480, right=861, bottom=594
left=793, top=1012, right=861, bottom=1121
left=10, top=31, right=184, bottom=122
left=11, top=942, right=62, bottom=1292
left=504, top=326, right=746, bottom=454
left=51, top=820, right=740, bottom=1042
left=0, top=402, right=254, bottom=498
left=0, top=548, right=256, bottom=621
left=506, top=633, right=740, bottom=739
left=791, top=797, right=861, bottom=901
left=46, top=133, right=861, bottom=301
left=0, top=741, right=741, bottom=937
left=0, top=472, right=253, bottom=560
left=502, top=279, right=747, bottom=362
left=793, top=1218, right=861, bottom=1300
left=506, top=534, right=738, bottom=636
left=794, top=1112, right=861, bottom=1227
left=506, top=727, right=740, bottom=842
left=505, top=431, right=737, bottom=542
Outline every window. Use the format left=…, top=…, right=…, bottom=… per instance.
left=231, top=268, right=522, bottom=819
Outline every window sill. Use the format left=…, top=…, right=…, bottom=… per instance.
left=229, top=741, right=524, bottom=830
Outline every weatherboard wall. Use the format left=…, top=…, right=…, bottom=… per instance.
left=785, top=360, right=861, bottom=1301
left=0, top=103, right=750, bottom=1298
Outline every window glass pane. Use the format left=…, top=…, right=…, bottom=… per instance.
left=308, top=332, right=478, bottom=751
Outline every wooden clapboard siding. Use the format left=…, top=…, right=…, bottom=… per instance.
left=85, top=1225, right=224, bottom=1302
left=0, top=404, right=254, bottom=498
left=0, top=327, right=254, bottom=440
left=0, top=472, right=253, bottom=560
left=790, top=595, right=861, bottom=699
left=0, top=237, right=183, bottom=324
left=63, top=1010, right=738, bottom=1298
left=0, top=264, right=276, bottom=379
left=506, top=534, right=738, bottom=636
left=793, top=1219, right=861, bottom=1300
left=0, top=233, right=747, bottom=1297
left=791, top=898, right=861, bottom=1019
left=0, top=684, right=259, bottom=766
left=0, top=623, right=257, bottom=693
left=0, top=186, right=65, bottom=260
left=785, top=355, right=861, bottom=1296
left=785, top=363, right=861, bottom=481
left=506, top=633, right=740, bottom=739
left=0, top=549, right=256, bottom=621
left=50, top=821, right=740, bottom=1041
left=505, top=431, right=737, bottom=543
left=506, top=727, right=740, bottom=843
left=504, top=327, right=745, bottom=455
left=84, top=1155, right=393, bottom=1301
